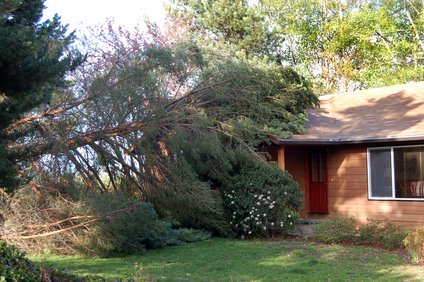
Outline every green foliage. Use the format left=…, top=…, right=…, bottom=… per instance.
left=176, top=228, right=212, bottom=242
left=0, top=0, right=83, bottom=193
left=0, top=240, right=128, bottom=281
left=313, top=215, right=408, bottom=248
left=75, top=194, right=185, bottom=257
left=311, top=213, right=357, bottom=244
left=260, top=0, right=424, bottom=94
left=0, top=240, right=40, bottom=281
left=170, top=0, right=282, bottom=62
left=39, top=24, right=317, bottom=238
left=358, top=218, right=407, bottom=249
left=222, top=163, right=304, bottom=237
left=403, top=226, right=424, bottom=262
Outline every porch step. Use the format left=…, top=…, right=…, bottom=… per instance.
left=302, top=217, right=324, bottom=225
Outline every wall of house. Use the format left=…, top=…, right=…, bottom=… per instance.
left=328, top=143, right=423, bottom=228
left=276, top=143, right=424, bottom=228
left=282, top=145, right=308, bottom=217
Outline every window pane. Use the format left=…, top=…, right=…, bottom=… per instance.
left=395, top=147, right=424, bottom=198
left=311, top=153, right=317, bottom=182
left=319, top=153, right=326, bottom=182
left=370, top=149, right=392, bottom=197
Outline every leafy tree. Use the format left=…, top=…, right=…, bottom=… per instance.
left=0, top=0, right=83, bottom=193
left=261, top=0, right=424, bottom=94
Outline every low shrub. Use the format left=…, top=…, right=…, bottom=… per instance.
left=0, top=240, right=122, bottom=281
left=2, top=187, right=213, bottom=258
left=311, top=213, right=357, bottom=244
left=403, top=226, right=424, bottom=262
left=75, top=193, right=185, bottom=257
left=358, top=218, right=407, bottom=248
left=312, top=215, right=408, bottom=248
left=222, top=163, right=304, bottom=237
left=176, top=228, right=212, bottom=242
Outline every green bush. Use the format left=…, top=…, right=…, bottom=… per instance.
left=403, top=226, right=424, bottom=262
left=311, top=213, right=357, bottom=244
left=176, top=228, right=213, bottom=242
left=222, top=163, right=304, bottom=237
left=358, top=218, right=407, bottom=248
left=0, top=240, right=123, bottom=281
left=76, top=193, right=185, bottom=257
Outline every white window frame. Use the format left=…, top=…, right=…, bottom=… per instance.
left=367, top=144, right=424, bottom=201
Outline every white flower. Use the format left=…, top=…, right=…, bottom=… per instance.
left=271, top=222, right=274, bottom=226
left=230, top=222, right=232, bottom=225
left=248, top=231, right=252, bottom=234
left=267, top=196, right=271, bottom=200
left=249, top=211, right=253, bottom=214
left=233, top=215, right=236, bottom=218
left=272, top=201, right=276, bottom=204
left=280, top=222, right=284, bottom=226
left=245, top=217, right=249, bottom=221
left=269, top=205, right=274, bottom=209
left=288, top=215, right=291, bottom=218
left=255, top=217, right=258, bottom=221
left=232, top=190, right=235, bottom=193
left=268, top=191, right=271, bottom=194
left=231, top=201, right=234, bottom=204
left=235, top=224, right=238, bottom=227
left=263, top=213, right=266, bottom=217
left=256, top=222, right=260, bottom=225
left=258, top=195, right=263, bottom=200
left=265, top=201, right=268, bottom=204
left=234, top=211, right=236, bottom=215
left=290, top=222, right=293, bottom=225
left=250, top=183, right=252, bottom=186
left=257, top=202, right=261, bottom=206
left=263, top=226, right=266, bottom=230
left=284, top=192, right=287, bottom=195
left=254, top=194, right=257, bottom=198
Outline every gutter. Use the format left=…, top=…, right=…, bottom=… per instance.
left=274, top=135, right=424, bottom=145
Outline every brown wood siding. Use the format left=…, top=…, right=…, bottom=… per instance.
left=283, top=146, right=307, bottom=217
left=327, top=144, right=424, bottom=227
left=279, top=143, right=424, bottom=227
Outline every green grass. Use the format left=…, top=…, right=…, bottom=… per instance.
left=31, top=237, right=424, bottom=281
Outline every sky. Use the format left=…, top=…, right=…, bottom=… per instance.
left=42, top=0, right=167, bottom=33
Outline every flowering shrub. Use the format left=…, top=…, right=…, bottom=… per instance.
left=222, top=163, right=304, bottom=237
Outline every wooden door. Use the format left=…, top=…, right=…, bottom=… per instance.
left=309, top=151, right=328, bottom=213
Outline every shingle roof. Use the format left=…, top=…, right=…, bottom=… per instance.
left=279, top=82, right=424, bottom=144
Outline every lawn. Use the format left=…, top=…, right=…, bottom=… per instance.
left=31, top=237, right=424, bottom=281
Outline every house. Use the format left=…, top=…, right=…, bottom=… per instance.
left=269, top=82, right=424, bottom=227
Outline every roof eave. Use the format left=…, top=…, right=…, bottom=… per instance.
left=275, top=135, right=424, bottom=145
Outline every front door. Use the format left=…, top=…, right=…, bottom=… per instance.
left=309, top=151, right=328, bottom=213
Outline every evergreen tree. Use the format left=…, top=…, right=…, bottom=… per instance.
left=169, top=0, right=283, bottom=63
left=0, top=0, right=83, bottom=193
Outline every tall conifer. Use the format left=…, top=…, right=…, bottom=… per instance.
left=0, top=0, right=83, bottom=193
